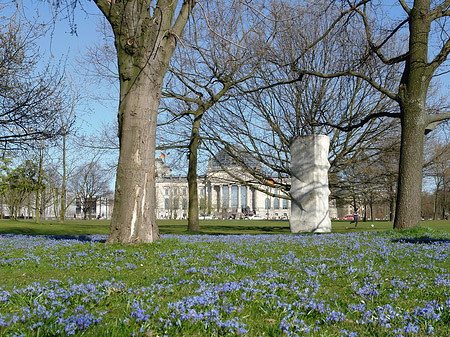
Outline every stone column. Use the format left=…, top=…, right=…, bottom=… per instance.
left=213, top=185, right=220, bottom=212
left=207, top=183, right=211, bottom=213
left=290, top=134, right=331, bottom=233
left=242, top=186, right=248, bottom=210
left=236, top=185, right=240, bottom=213
left=252, top=187, right=258, bottom=213
left=218, top=185, right=223, bottom=212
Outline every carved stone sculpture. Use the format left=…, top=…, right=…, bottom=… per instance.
left=290, top=135, right=331, bottom=233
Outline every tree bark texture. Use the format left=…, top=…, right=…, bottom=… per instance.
left=94, top=0, right=194, bottom=243
left=394, top=109, right=425, bottom=228
left=187, top=115, right=201, bottom=232
left=108, top=77, right=162, bottom=243
left=394, top=0, right=431, bottom=229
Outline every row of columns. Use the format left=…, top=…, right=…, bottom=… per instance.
left=205, top=183, right=257, bottom=213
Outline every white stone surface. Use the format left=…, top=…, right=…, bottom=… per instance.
left=290, top=135, right=331, bottom=233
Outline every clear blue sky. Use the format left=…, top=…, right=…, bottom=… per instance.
left=10, top=1, right=120, bottom=189
left=23, top=1, right=117, bottom=133
left=5, top=1, right=450, bottom=191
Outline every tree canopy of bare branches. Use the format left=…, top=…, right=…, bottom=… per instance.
left=0, top=17, right=67, bottom=149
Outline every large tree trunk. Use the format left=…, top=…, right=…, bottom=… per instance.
left=187, top=115, right=201, bottom=232
left=393, top=0, right=431, bottom=229
left=107, top=73, right=162, bottom=243
left=393, top=108, right=425, bottom=229
left=95, top=0, right=194, bottom=243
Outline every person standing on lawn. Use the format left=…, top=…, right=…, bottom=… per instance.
left=350, top=208, right=359, bottom=227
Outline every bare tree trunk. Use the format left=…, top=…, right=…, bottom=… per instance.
left=35, top=140, right=44, bottom=223
left=187, top=115, right=201, bottom=232
left=394, top=108, right=426, bottom=229
left=388, top=183, right=395, bottom=222
left=107, top=78, right=161, bottom=243
left=393, top=0, right=432, bottom=229
left=59, top=133, right=66, bottom=223
left=433, top=181, right=439, bottom=220
left=95, top=0, right=194, bottom=244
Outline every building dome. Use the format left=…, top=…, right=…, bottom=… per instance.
left=209, top=146, right=258, bottom=170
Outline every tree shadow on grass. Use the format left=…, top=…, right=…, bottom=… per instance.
left=158, top=225, right=291, bottom=235
left=0, top=233, right=107, bottom=243
left=42, top=235, right=107, bottom=243
left=392, top=236, right=450, bottom=244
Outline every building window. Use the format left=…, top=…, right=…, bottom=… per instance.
left=274, top=198, right=280, bottom=209
left=164, top=198, right=170, bottom=210
left=182, top=188, right=187, bottom=196
left=282, top=199, right=288, bottom=209
left=173, top=197, right=179, bottom=210
left=265, top=198, right=271, bottom=210
left=173, top=188, right=178, bottom=195
left=182, top=198, right=187, bottom=210
left=165, top=188, right=169, bottom=196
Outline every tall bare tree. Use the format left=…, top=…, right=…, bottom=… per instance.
left=424, top=138, right=450, bottom=219
left=290, top=0, right=450, bottom=229
left=70, top=161, right=112, bottom=219
left=66, top=1, right=194, bottom=239
left=0, top=16, right=66, bottom=149
left=88, top=0, right=195, bottom=243
left=159, top=0, right=289, bottom=231
left=201, top=1, right=400, bottom=203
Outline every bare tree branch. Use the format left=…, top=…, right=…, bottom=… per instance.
left=310, top=111, right=401, bottom=132
left=296, top=69, right=398, bottom=101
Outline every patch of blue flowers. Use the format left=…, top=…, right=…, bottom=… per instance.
left=0, top=230, right=449, bottom=336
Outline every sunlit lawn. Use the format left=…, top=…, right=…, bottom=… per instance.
left=0, top=219, right=449, bottom=336
left=0, top=218, right=449, bottom=236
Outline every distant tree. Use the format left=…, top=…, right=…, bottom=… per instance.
left=27, top=139, right=47, bottom=223
left=55, top=82, right=81, bottom=223
left=421, top=191, right=435, bottom=219
left=70, top=161, right=111, bottom=219
left=374, top=143, right=400, bottom=221
left=424, top=139, right=450, bottom=219
left=46, top=143, right=105, bottom=222
left=0, top=159, right=43, bottom=219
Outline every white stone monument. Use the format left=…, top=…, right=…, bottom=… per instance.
left=290, top=134, right=331, bottom=233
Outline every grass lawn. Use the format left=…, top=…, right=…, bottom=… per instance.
left=0, top=218, right=449, bottom=236
left=0, top=220, right=449, bottom=336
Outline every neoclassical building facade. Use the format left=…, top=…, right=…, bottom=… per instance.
left=155, top=157, right=292, bottom=220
